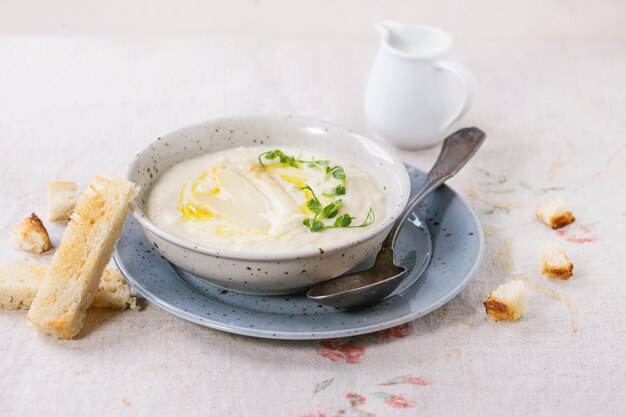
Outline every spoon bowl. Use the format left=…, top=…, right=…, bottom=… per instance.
left=306, top=249, right=407, bottom=309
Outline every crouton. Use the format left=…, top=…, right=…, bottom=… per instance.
left=536, top=198, right=575, bottom=229
left=540, top=242, right=573, bottom=279
left=484, top=280, right=528, bottom=322
left=48, top=181, right=78, bottom=221
left=11, top=213, right=52, bottom=254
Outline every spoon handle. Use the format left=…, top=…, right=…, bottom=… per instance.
left=382, top=127, right=486, bottom=250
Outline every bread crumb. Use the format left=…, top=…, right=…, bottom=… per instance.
left=11, top=213, right=52, bottom=254
left=48, top=181, right=78, bottom=221
left=536, top=198, right=575, bottom=229
left=540, top=242, right=573, bottom=279
left=484, top=280, right=528, bottom=322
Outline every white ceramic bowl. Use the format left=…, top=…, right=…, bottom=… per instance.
left=127, top=115, right=410, bottom=295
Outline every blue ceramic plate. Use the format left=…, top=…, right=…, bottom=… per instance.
left=113, top=166, right=484, bottom=340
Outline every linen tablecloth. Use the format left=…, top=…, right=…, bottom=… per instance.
left=1, top=37, right=625, bottom=416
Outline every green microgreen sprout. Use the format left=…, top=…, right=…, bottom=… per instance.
left=259, top=149, right=375, bottom=233
left=258, top=150, right=299, bottom=168
left=299, top=185, right=374, bottom=233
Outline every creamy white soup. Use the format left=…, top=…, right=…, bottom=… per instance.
left=146, top=146, right=385, bottom=252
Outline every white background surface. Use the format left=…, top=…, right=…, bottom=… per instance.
left=1, top=1, right=625, bottom=416
left=2, top=0, right=626, bottom=41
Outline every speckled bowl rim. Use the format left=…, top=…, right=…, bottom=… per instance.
left=127, top=115, right=411, bottom=261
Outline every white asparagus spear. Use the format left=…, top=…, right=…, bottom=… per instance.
left=190, top=192, right=271, bottom=233
left=211, top=165, right=270, bottom=214
left=247, top=170, right=300, bottom=214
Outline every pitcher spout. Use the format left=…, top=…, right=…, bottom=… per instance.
left=375, top=20, right=404, bottom=45
left=374, top=20, right=453, bottom=58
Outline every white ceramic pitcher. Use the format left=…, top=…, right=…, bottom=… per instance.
left=364, top=21, right=475, bottom=149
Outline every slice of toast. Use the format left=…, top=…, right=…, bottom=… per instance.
left=48, top=181, right=78, bottom=221
left=536, top=198, right=575, bottom=229
left=484, top=280, right=528, bottom=322
left=27, top=176, right=138, bottom=339
left=0, top=265, right=135, bottom=310
left=540, top=242, right=574, bottom=279
left=93, top=267, right=137, bottom=310
left=11, top=213, right=52, bottom=254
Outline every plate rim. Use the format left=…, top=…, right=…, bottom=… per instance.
left=113, top=169, right=485, bottom=340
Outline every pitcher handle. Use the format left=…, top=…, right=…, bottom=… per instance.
left=436, top=60, right=476, bottom=131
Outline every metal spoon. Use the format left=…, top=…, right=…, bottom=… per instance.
left=306, top=127, right=486, bottom=309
